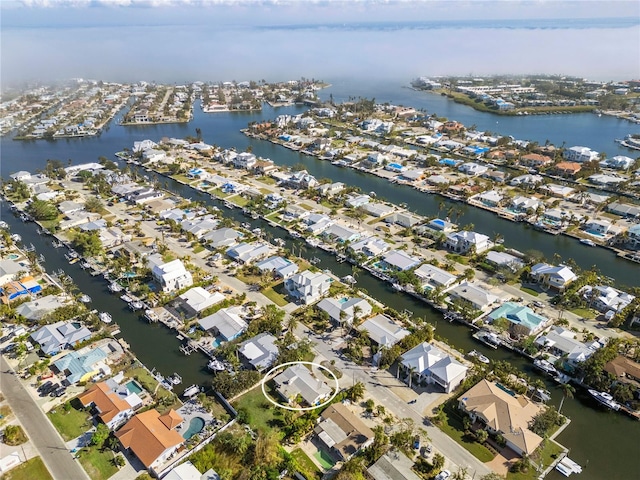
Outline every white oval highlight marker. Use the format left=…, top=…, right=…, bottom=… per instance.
left=261, top=361, right=340, bottom=411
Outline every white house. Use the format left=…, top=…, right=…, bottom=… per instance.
left=345, top=194, right=371, bottom=208
left=448, top=282, right=500, bottom=311
left=358, top=314, right=410, bottom=348
left=581, top=285, right=635, bottom=314
left=458, top=162, right=489, bottom=176
left=198, top=306, right=247, bottom=341
left=147, top=254, right=193, bottom=293
left=445, top=231, right=491, bottom=254
left=563, top=146, right=599, bottom=163
left=349, top=236, right=390, bottom=258
left=233, top=152, right=257, bottom=169
left=285, top=270, right=332, bottom=304
left=400, top=342, right=468, bottom=393
left=584, top=218, right=612, bottom=235
left=601, top=155, right=634, bottom=170
left=414, top=263, right=457, bottom=289
left=316, top=297, right=372, bottom=324
left=530, top=263, right=577, bottom=291
left=274, top=364, right=332, bottom=406
left=255, top=256, right=299, bottom=279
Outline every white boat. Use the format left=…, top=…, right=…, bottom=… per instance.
left=169, top=373, right=182, bottom=385
left=241, top=222, right=251, bottom=229
left=120, top=294, right=133, bottom=303
left=555, top=457, right=583, bottom=477
left=144, top=309, right=159, bottom=322
left=129, top=300, right=144, bottom=311
left=588, top=389, right=621, bottom=411
left=0, top=221, right=8, bottom=229
left=80, top=261, right=91, bottom=269
left=223, top=201, right=234, bottom=209
left=252, top=228, right=262, bottom=235
left=208, top=358, right=225, bottom=371
left=392, top=283, right=404, bottom=291
left=306, top=237, right=320, bottom=247
left=289, top=231, right=302, bottom=239
left=475, top=331, right=501, bottom=349
left=108, top=282, right=123, bottom=293
left=341, top=275, right=357, bottom=285
left=182, top=384, right=201, bottom=398
left=10, top=233, right=21, bottom=242
left=534, top=358, right=558, bottom=376
left=78, top=294, right=92, bottom=303
left=468, top=350, right=490, bottom=364
left=98, top=312, right=113, bottom=323
left=580, top=238, right=596, bottom=247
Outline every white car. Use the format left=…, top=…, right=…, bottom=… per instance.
left=435, top=470, right=451, bottom=480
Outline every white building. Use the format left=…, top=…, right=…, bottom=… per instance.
left=563, top=146, right=599, bottom=163
left=445, top=231, right=492, bottom=254
left=147, top=254, right=193, bottom=293
left=285, top=270, right=332, bottom=304
left=530, top=263, right=577, bottom=291
left=400, top=342, right=468, bottom=393
left=316, top=297, right=372, bottom=324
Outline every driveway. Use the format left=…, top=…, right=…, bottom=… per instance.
left=1, top=354, right=90, bottom=480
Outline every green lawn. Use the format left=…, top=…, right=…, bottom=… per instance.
left=211, top=188, right=230, bottom=198
left=233, top=385, right=284, bottom=436
left=193, top=244, right=205, bottom=254
left=569, top=308, right=596, bottom=319
left=291, top=448, right=323, bottom=480
left=228, top=195, right=250, bottom=207
left=47, top=403, right=92, bottom=441
left=78, top=446, right=118, bottom=480
left=507, top=440, right=564, bottom=480
left=300, top=204, right=314, bottom=211
left=437, top=406, right=495, bottom=463
left=124, top=367, right=174, bottom=401
left=445, top=253, right=469, bottom=265
left=259, top=187, right=273, bottom=195
left=520, top=287, right=540, bottom=297
left=256, top=176, right=277, bottom=185
left=3, top=457, right=53, bottom=480
left=261, top=286, right=289, bottom=306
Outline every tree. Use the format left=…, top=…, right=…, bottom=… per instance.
left=85, top=196, right=103, bottom=213
left=113, top=455, right=125, bottom=468
left=347, top=381, right=365, bottom=402
left=558, top=383, right=575, bottom=414
left=529, top=405, right=565, bottom=437
left=72, top=231, right=103, bottom=257
left=432, top=453, right=445, bottom=472
left=26, top=199, right=58, bottom=220
left=480, top=474, right=506, bottom=480
left=90, top=423, right=110, bottom=447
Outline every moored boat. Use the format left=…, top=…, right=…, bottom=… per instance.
left=533, top=358, right=558, bottom=376
left=108, top=282, right=123, bottom=293
left=182, top=384, right=201, bottom=398
left=588, top=389, right=621, bottom=411
left=78, top=294, right=92, bottom=303
left=98, top=312, right=113, bottom=323
left=208, top=358, right=225, bottom=371
left=468, top=350, right=490, bottom=364
left=580, top=238, right=596, bottom=247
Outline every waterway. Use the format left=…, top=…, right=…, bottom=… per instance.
left=1, top=86, right=639, bottom=479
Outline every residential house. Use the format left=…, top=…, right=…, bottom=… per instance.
left=362, top=203, right=394, bottom=218
left=305, top=214, right=334, bottom=235
left=53, top=348, right=108, bottom=385
left=58, top=200, right=85, bottom=215
left=424, top=218, right=456, bottom=233
left=588, top=173, right=626, bottom=187
left=226, top=242, right=271, bottom=264
left=30, top=321, right=92, bottom=355
left=511, top=196, right=543, bottom=213
left=203, top=228, right=243, bottom=249
left=14, top=294, right=69, bottom=322
left=233, top=152, right=257, bottom=170
left=520, top=153, right=553, bottom=168
left=176, top=287, right=226, bottom=318
left=554, top=162, right=582, bottom=178
left=285, top=270, right=332, bottom=304
left=317, top=182, right=345, bottom=197
left=78, top=379, right=142, bottom=430
left=563, top=146, right=599, bottom=163
left=345, top=194, right=371, bottom=208
left=400, top=342, right=468, bottom=393
left=485, top=251, right=525, bottom=272
left=530, top=263, right=577, bottom=291
left=181, top=215, right=219, bottom=238
left=0, top=259, right=26, bottom=286
left=238, top=333, right=279, bottom=371
left=283, top=170, right=318, bottom=189
left=385, top=212, right=422, bottom=228
left=256, top=256, right=299, bottom=279
left=584, top=219, right=612, bottom=235
left=116, top=409, right=184, bottom=472
left=368, top=452, right=422, bottom=480
left=604, top=356, right=640, bottom=385
left=510, top=174, right=544, bottom=187
left=445, top=231, right=491, bottom=254
left=601, top=155, right=634, bottom=170
left=458, top=162, right=489, bottom=176
left=164, top=462, right=219, bottom=480
left=607, top=202, right=640, bottom=219
left=198, top=306, right=247, bottom=342
left=448, top=282, right=500, bottom=311
left=349, top=236, right=390, bottom=258
left=147, top=254, right=193, bottom=293
left=314, top=403, right=374, bottom=461
left=316, top=297, right=372, bottom=325
left=488, top=302, right=550, bottom=336
left=458, top=379, right=543, bottom=457
left=414, top=263, right=457, bottom=290
left=581, top=285, right=635, bottom=314
left=535, top=327, right=598, bottom=366
left=324, top=224, right=361, bottom=244
left=274, top=364, right=332, bottom=406
left=381, top=250, right=421, bottom=271
left=359, top=314, right=410, bottom=348
left=475, top=190, right=503, bottom=207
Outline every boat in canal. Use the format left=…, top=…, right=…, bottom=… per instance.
left=468, top=350, right=490, bottom=364
left=555, top=456, right=583, bottom=477
left=207, top=358, right=226, bottom=371
left=144, top=309, right=159, bottom=322
left=98, top=312, right=113, bottom=323
left=108, top=282, right=123, bottom=293
left=10, top=233, right=21, bottom=243
left=533, top=358, right=558, bottom=376
left=580, top=238, right=596, bottom=247
left=474, top=331, right=501, bottom=349
left=129, top=300, right=144, bottom=311
left=182, top=384, right=201, bottom=398
left=588, top=389, right=621, bottom=411
left=169, top=373, right=182, bottom=385
left=78, top=294, right=92, bottom=303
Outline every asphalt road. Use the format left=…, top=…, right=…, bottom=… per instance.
left=1, top=355, right=90, bottom=480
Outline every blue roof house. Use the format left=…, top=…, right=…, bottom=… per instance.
left=488, top=302, right=550, bottom=336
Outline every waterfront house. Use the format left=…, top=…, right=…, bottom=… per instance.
left=474, top=190, right=503, bottom=207
left=584, top=219, right=612, bottom=235
left=274, top=364, right=332, bottom=406
left=554, top=162, right=582, bottom=178
left=540, top=183, right=575, bottom=198
left=510, top=174, right=544, bottom=187
left=511, top=196, right=542, bottom=213
left=445, top=231, right=491, bottom=255
left=381, top=250, right=421, bottom=272
left=358, top=314, right=410, bottom=348
left=580, top=285, right=635, bottom=314
left=349, top=236, right=390, bottom=258
left=317, top=182, right=345, bottom=197
left=345, top=194, right=371, bottom=208
left=116, top=409, right=184, bottom=472
left=58, top=200, right=85, bottom=215
left=59, top=211, right=102, bottom=230
left=141, top=149, right=166, bottom=163
left=177, top=287, right=225, bottom=317
left=226, top=242, right=271, bottom=264
left=324, top=223, right=362, bottom=244
left=424, top=218, right=456, bottom=234
left=30, top=321, right=92, bottom=355
left=448, top=282, right=499, bottom=311
left=519, top=153, right=553, bottom=168
left=368, top=451, right=422, bottom=480
left=203, top=228, right=243, bottom=249
left=458, top=162, right=489, bottom=176
left=238, top=333, right=279, bottom=371
left=488, top=302, right=550, bottom=336
left=485, top=251, right=525, bottom=272
left=458, top=379, right=543, bottom=457
left=316, top=297, right=372, bottom=325
left=78, top=380, right=139, bottom=430
left=414, top=263, right=457, bottom=290
left=133, top=139, right=158, bottom=152
left=181, top=215, right=219, bottom=238
left=147, top=254, right=193, bottom=293
left=604, top=356, right=640, bottom=385
left=233, top=152, right=257, bottom=170
left=530, top=263, right=577, bottom=291
left=9, top=171, right=31, bottom=182
left=285, top=270, right=332, bottom=305
left=53, top=348, right=108, bottom=385
left=304, top=214, right=334, bottom=235
left=563, top=146, right=599, bottom=163
left=588, top=173, right=626, bottom=187
left=256, top=256, right=299, bottom=279
left=385, top=211, right=423, bottom=228
left=535, top=327, right=598, bottom=365
left=0, top=259, right=25, bottom=286
left=314, top=403, right=374, bottom=461
left=601, top=155, right=634, bottom=170
left=283, top=170, right=318, bottom=189
left=362, top=202, right=395, bottom=218
left=14, top=294, right=69, bottom=322
left=198, top=306, right=247, bottom=342
left=400, top=342, right=468, bottom=393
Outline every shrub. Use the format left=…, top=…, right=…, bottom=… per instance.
left=3, top=425, right=28, bottom=445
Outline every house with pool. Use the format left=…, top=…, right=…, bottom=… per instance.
left=273, top=364, right=333, bottom=406
left=78, top=376, right=143, bottom=430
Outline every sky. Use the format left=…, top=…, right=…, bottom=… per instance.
left=1, top=1, right=639, bottom=86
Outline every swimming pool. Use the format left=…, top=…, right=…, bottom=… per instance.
left=126, top=380, right=143, bottom=395
left=182, top=417, right=205, bottom=440
left=6, top=254, right=20, bottom=260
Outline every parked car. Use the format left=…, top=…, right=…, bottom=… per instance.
left=533, top=300, right=545, bottom=308
left=52, top=387, right=66, bottom=398
left=435, top=470, right=451, bottom=480
left=413, top=435, right=420, bottom=449
left=41, top=383, right=58, bottom=396
left=37, top=381, right=53, bottom=392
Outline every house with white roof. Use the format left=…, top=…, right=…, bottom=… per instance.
left=581, top=285, right=635, bottom=314
left=226, top=242, right=271, bottom=264
left=316, top=297, right=372, bottom=325
left=285, top=270, right=332, bottom=305
left=349, top=236, right=390, bottom=258
left=486, top=251, right=525, bottom=272
left=256, top=256, right=299, bottom=279
left=414, top=263, right=457, bottom=290
left=324, top=224, right=361, bottom=244
left=445, top=231, right=492, bottom=254
left=317, top=182, right=345, bottom=197
left=233, top=152, right=257, bottom=170
left=474, top=190, right=503, bottom=207
left=530, top=263, right=577, bottom=291
left=381, top=250, right=421, bottom=271
left=305, top=214, right=334, bottom=235
left=511, top=196, right=543, bottom=213
left=535, top=326, right=599, bottom=365
left=198, top=306, right=247, bottom=342
left=283, top=170, right=318, bottom=189
left=10, top=171, right=31, bottom=182
left=238, top=333, right=279, bottom=371
left=448, top=282, right=500, bottom=311
left=459, top=162, right=489, bottom=176
left=510, top=174, right=544, bottom=187
left=203, top=228, right=243, bottom=249
left=30, top=321, right=93, bottom=355
left=358, top=314, right=410, bottom=348
left=177, top=287, right=225, bottom=316
left=14, top=294, right=69, bottom=321
left=563, top=146, right=599, bottom=163
left=181, top=215, right=219, bottom=238
left=147, top=254, right=193, bottom=293
left=274, top=364, right=332, bottom=406
left=362, top=203, right=394, bottom=218
left=584, top=218, right=612, bottom=235
left=540, top=184, right=575, bottom=198
left=601, top=155, right=634, bottom=170
left=400, top=342, right=468, bottom=393
left=0, top=259, right=26, bottom=286
left=345, top=194, right=371, bottom=208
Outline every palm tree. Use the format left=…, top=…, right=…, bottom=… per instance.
left=558, top=383, right=575, bottom=414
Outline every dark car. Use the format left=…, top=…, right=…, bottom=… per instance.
left=42, top=383, right=58, bottom=396
left=413, top=435, right=420, bottom=449
left=38, top=381, right=53, bottom=392
left=52, top=387, right=66, bottom=398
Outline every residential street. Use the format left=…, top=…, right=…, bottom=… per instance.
left=0, top=355, right=90, bottom=480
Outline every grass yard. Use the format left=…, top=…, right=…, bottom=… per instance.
left=261, top=285, right=289, bottom=306
left=300, top=203, right=314, bottom=211
left=256, top=176, right=277, bottom=185
left=0, top=404, right=13, bottom=426
left=437, top=406, right=495, bottom=463
left=445, top=253, right=469, bottom=265
left=47, top=403, right=92, bottom=441
left=570, top=308, right=596, bottom=319
left=228, top=195, right=250, bottom=207
left=259, top=187, right=273, bottom=195
left=78, top=446, right=118, bottom=480
left=3, top=457, right=53, bottom=480
left=193, top=244, right=205, bottom=254
left=211, top=188, right=231, bottom=198
left=507, top=440, right=564, bottom=480
left=124, top=367, right=174, bottom=401
left=291, top=449, right=323, bottom=480
left=170, top=174, right=195, bottom=185
left=520, top=287, right=540, bottom=297
left=233, top=385, right=285, bottom=436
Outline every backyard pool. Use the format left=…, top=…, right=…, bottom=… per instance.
left=125, top=380, right=143, bottom=395
left=6, top=254, right=20, bottom=260
left=182, top=417, right=205, bottom=440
